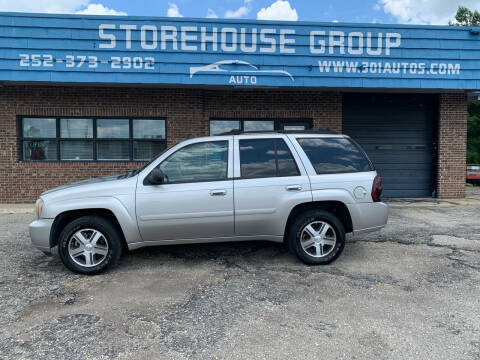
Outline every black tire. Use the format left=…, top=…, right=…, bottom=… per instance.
left=288, top=210, right=345, bottom=265
left=58, top=215, right=122, bottom=275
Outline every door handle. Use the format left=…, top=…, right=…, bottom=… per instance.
left=286, top=185, right=302, bottom=191
left=210, top=189, right=227, bottom=196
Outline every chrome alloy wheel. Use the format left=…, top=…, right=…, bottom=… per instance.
left=300, top=221, right=337, bottom=258
left=68, top=229, right=109, bottom=267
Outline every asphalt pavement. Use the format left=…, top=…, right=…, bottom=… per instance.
left=0, top=196, right=480, bottom=359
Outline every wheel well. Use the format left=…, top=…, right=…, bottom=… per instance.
left=50, top=209, right=128, bottom=252
left=284, top=201, right=353, bottom=238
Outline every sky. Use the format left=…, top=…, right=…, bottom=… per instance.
left=0, top=0, right=479, bottom=25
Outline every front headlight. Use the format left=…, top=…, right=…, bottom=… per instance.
left=36, top=199, right=44, bottom=219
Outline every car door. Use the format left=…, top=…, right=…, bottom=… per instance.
left=233, top=134, right=312, bottom=238
left=136, top=137, right=234, bottom=242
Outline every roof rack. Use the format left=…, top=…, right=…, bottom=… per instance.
left=218, top=128, right=338, bottom=136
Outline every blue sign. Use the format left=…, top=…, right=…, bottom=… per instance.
left=1, top=12, right=479, bottom=89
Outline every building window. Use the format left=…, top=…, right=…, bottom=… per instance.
left=210, top=120, right=240, bottom=136
left=20, top=117, right=166, bottom=161
left=243, top=120, right=274, bottom=132
left=209, top=119, right=312, bottom=135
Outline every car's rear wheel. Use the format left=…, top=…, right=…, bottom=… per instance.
left=289, top=210, right=345, bottom=265
left=58, top=216, right=122, bottom=275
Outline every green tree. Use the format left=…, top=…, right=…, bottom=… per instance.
left=449, top=6, right=480, bottom=26
left=450, top=6, right=480, bottom=164
left=467, top=101, right=480, bottom=164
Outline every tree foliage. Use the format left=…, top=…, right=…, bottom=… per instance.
left=449, top=6, right=480, bottom=26
left=467, top=101, right=480, bottom=164
left=449, top=6, right=480, bottom=163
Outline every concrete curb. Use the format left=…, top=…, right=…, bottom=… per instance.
left=0, top=204, right=35, bottom=214
left=444, top=199, right=480, bottom=206
left=386, top=199, right=480, bottom=208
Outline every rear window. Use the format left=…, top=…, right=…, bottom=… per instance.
left=297, top=137, right=372, bottom=174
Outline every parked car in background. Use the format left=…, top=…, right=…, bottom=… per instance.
left=467, top=165, right=480, bottom=185
left=29, top=130, right=388, bottom=274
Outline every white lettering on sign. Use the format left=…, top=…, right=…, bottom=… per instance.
left=280, top=29, right=295, bottom=54
left=329, top=31, right=345, bottom=54
left=385, top=33, right=401, bottom=55
left=317, top=60, right=460, bottom=76
left=141, top=25, right=157, bottom=50
left=259, top=29, right=276, bottom=53
left=366, top=32, right=382, bottom=55
left=99, top=24, right=116, bottom=49
left=221, top=28, right=237, bottom=52
left=161, top=26, right=177, bottom=50
left=201, top=26, right=217, bottom=51
left=119, top=24, right=136, bottom=49
left=181, top=26, right=197, bottom=51
left=98, top=24, right=402, bottom=56
left=310, top=31, right=401, bottom=56
left=240, top=28, right=257, bottom=53
left=347, top=32, right=363, bottom=55
left=229, top=75, right=257, bottom=85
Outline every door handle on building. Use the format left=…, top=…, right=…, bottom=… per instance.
left=286, top=185, right=302, bottom=191
left=210, top=189, right=227, bottom=196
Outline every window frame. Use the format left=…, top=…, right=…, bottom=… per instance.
left=238, top=138, right=301, bottom=180
left=209, top=118, right=313, bottom=135
left=148, top=140, right=231, bottom=185
left=17, top=116, right=167, bottom=162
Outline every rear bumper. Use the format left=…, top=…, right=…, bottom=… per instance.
left=29, top=218, right=54, bottom=254
left=348, top=202, right=389, bottom=234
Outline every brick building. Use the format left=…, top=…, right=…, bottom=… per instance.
left=0, top=12, right=476, bottom=202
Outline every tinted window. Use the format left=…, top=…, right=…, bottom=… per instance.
left=159, top=141, right=228, bottom=183
left=298, top=138, right=372, bottom=174
left=240, top=139, right=276, bottom=178
left=240, top=139, right=300, bottom=178
left=276, top=139, right=300, bottom=177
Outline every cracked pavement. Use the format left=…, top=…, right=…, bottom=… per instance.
left=1, top=197, right=480, bottom=359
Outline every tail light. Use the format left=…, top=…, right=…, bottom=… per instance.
left=372, top=176, right=383, bottom=202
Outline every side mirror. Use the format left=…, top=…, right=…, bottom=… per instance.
left=145, top=168, right=165, bottom=185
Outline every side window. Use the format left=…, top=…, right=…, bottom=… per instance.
left=276, top=139, right=300, bottom=177
left=297, top=137, right=372, bottom=174
left=159, top=141, right=228, bottom=183
left=239, top=138, right=300, bottom=179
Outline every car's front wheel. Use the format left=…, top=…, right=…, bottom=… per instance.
left=289, top=210, right=345, bottom=265
left=58, top=216, right=122, bottom=275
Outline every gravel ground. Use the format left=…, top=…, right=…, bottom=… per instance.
left=1, top=199, right=480, bottom=359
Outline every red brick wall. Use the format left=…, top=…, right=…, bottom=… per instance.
left=437, top=93, right=467, bottom=198
left=0, top=85, right=341, bottom=203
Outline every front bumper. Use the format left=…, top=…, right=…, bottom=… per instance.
left=29, top=218, right=54, bottom=254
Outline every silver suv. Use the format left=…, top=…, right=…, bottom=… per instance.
left=29, top=131, right=388, bottom=274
